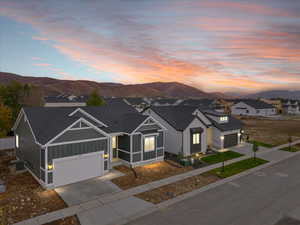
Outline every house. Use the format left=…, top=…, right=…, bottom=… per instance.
left=179, top=98, right=225, bottom=112
left=44, top=95, right=88, bottom=107
left=230, top=99, right=277, bottom=116
left=260, top=98, right=283, bottom=114
left=143, top=106, right=243, bottom=156
left=151, top=98, right=182, bottom=106
left=12, top=100, right=166, bottom=188
left=282, top=100, right=300, bottom=115
left=123, top=97, right=150, bottom=112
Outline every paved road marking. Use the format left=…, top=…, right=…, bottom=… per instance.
left=228, top=182, right=240, bottom=188
left=275, top=172, right=288, bottom=177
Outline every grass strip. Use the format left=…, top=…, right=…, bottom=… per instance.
left=201, top=151, right=243, bottom=164
left=280, top=146, right=300, bottom=152
left=207, top=158, right=268, bottom=178
left=249, top=140, right=274, bottom=148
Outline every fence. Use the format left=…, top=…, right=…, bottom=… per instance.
left=0, top=137, right=15, bottom=150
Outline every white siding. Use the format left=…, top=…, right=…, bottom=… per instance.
left=144, top=109, right=183, bottom=155
left=183, top=118, right=207, bottom=155
left=211, top=128, right=241, bottom=150
left=231, top=102, right=276, bottom=116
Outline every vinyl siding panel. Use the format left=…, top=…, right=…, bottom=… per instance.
left=157, top=131, right=164, bottom=148
left=118, top=135, right=130, bottom=152
left=132, top=134, right=141, bottom=152
left=137, top=124, right=161, bottom=132
left=15, top=114, right=41, bottom=178
left=51, top=128, right=105, bottom=144
left=48, top=139, right=108, bottom=164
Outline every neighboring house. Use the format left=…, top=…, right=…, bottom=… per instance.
left=260, top=98, right=283, bottom=113
left=44, top=95, right=88, bottom=107
left=143, top=106, right=243, bottom=156
left=12, top=101, right=165, bottom=188
left=282, top=100, right=300, bottom=115
left=231, top=99, right=277, bottom=116
left=180, top=99, right=225, bottom=112
left=123, top=97, right=150, bottom=112
left=151, top=98, right=182, bottom=106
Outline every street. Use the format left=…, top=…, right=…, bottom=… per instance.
left=126, top=153, right=300, bottom=225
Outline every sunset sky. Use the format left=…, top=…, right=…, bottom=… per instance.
left=0, top=0, right=300, bottom=93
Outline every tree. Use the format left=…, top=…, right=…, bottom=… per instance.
left=252, top=142, right=259, bottom=160
left=0, top=102, right=13, bottom=138
left=86, top=90, right=105, bottom=106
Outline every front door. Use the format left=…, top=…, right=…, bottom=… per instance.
left=191, top=132, right=201, bottom=154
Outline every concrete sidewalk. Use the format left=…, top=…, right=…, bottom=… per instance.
left=13, top=139, right=300, bottom=225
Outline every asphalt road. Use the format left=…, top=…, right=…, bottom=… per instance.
left=126, top=154, right=300, bottom=225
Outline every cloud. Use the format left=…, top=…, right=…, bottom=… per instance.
left=33, top=63, right=51, bottom=67
left=32, top=36, right=49, bottom=41
left=1, top=0, right=300, bottom=92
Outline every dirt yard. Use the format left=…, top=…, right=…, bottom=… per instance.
left=0, top=150, right=79, bottom=225
left=135, top=173, right=220, bottom=204
left=111, top=161, right=193, bottom=190
left=43, top=216, right=80, bottom=225
left=241, top=117, right=300, bottom=146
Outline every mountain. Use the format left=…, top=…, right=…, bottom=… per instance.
left=0, top=72, right=226, bottom=99
left=245, top=90, right=300, bottom=100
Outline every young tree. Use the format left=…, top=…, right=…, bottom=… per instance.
left=0, top=102, right=13, bottom=138
left=86, top=90, right=105, bottom=106
left=252, top=142, right=259, bottom=160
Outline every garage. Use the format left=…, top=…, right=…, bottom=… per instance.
left=224, top=133, right=238, bottom=148
left=53, top=151, right=104, bottom=187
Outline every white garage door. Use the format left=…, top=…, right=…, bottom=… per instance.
left=53, top=152, right=104, bottom=187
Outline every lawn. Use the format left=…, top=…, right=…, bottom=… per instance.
left=201, top=151, right=243, bottom=164
left=0, top=150, right=80, bottom=225
left=280, top=145, right=300, bottom=152
left=241, top=117, right=300, bottom=146
left=111, top=161, right=193, bottom=190
left=207, top=158, right=268, bottom=178
left=248, top=140, right=274, bottom=148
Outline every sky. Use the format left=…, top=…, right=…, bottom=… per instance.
left=0, top=0, right=300, bottom=93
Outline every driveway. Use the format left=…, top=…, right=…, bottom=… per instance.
left=230, top=142, right=270, bottom=156
left=55, top=169, right=123, bottom=205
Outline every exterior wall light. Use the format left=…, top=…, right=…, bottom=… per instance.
left=220, top=136, right=224, bottom=140
left=48, top=164, right=53, bottom=170
left=195, top=153, right=200, bottom=157
left=104, top=154, right=109, bottom=159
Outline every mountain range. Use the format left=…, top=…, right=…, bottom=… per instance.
left=0, top=72, right=226, bottom=99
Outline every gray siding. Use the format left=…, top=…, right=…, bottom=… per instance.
left=118, top=135, right=130, bottom=152
left=52, top=128, right=105, bottom=143
left=143, top=150, right=156, bottom=161
left=41, top=148, right=45, bottom=169
left=118, top=151, right=130, bottom=162
left=157, top=148, right=164, bottom=157
left=132, top=134, right=141, bottom=152
left=40, top=169, right=45, bottom=182
left=137, top=124, right=161, bottom=132
left=132, top=153, right=141, bottom=162
left=15, top=114, right=41, bottom=178
left=48, top=139, right=107, bottom=163
left=157, top=131, right=164, bottom=148
left=48, top=172, right=53, bottom=184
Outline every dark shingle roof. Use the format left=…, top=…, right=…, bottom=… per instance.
left=152, top=98, right=179, bottom=105
left=180, top=99, right=215, bottom=107
left=235, top=99, right=275, bottom=109
left=23, top=100, right=148, bottom=145
left=206, top=116, right=244, bottom=132
left=124, top=97, right=147, bottom=106
left=150, top=106, right=199, bottom=131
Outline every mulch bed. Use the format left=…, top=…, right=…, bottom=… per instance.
left=43, top=216, right=80, bottom=225
left=111, top=161, right=194, bottom=190
left=135, top=173, right=220, bottom=204
left=0, top=150, right=79, bottom=225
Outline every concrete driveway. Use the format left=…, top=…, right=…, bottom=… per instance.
left=55, top=170, right=123, bottom=206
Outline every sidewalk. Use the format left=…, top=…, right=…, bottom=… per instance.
left=13, top=139, right=300, bottom=225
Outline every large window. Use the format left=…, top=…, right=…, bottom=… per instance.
left=192, top=133, right=200, bottom=144
left=16, top=135, right=19, bottom=148
left=112, top=136, right=117, bottom=149
left=144, top=136, right=155, bottom=152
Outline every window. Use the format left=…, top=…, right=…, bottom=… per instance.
left=193, top=133, right=200, bottom=144
left=16, top=135, right=19, bottom=148
left=144, top=136, right=155, bottom=152
left=220, top=116, right=228, bottom=122
left=112, top=136, right=117, bottom=149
